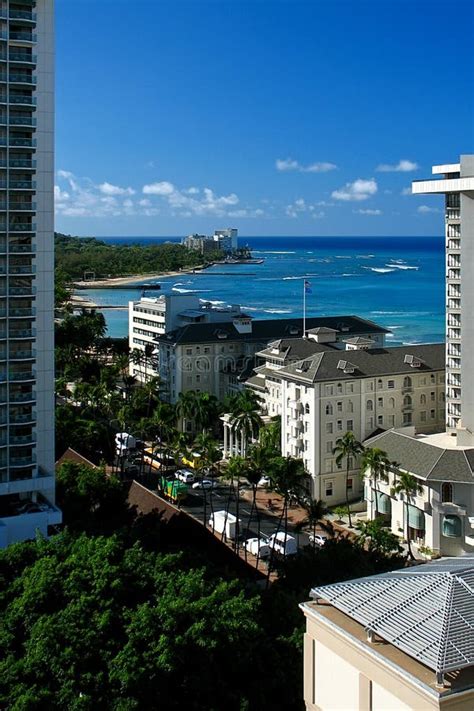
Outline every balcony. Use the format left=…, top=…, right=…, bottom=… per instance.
left=9, top=287, right=35, bottom=297
left=9, top=307, right=34, bottom=317
left=8, top=116, right=36, bottom=127
left=9, top=31, right=36, bottom=43
left=9, top=138, right=36, bottom=148
left=8, top=180, right=35, bottom=190
left=9, top=266, right=35, bottom=276
left=9, top=158, right=36, bottom=169
left=9, top=392, right=35, bottom=403
left=9, top=412, right=35, bottom=424
left=8, top=96, right=36, bottom=108
left=9, top=243, right=35, bottom=253
left=9, top=10, right=37, bottom=22
left=8, top=202, right=36, bottom=211
left=9, top=349, right=35, bottom=359
left=10, top=454, right=36, bottom=468
left=9, top=74, right=36, bottom=85
left=9, top=222, right=35, bottom=232
left=9, top=52, right=36, bottom=65
left=10, top=432, right=36, bottom=445
left=9, top=372, right=34, bottom=382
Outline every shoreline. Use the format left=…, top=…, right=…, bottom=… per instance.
left=72, top=265, right=207, bottom=289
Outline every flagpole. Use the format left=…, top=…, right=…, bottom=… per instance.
left=303, top=278, right=306, bottom=339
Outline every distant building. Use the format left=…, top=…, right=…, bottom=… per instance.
left=129, top=294, right=244, bottom=381
left=245, top=337, right=445, bottom=504
left=181, top=228, right=238, bottom=255
left=214, top=228, right=238, bottom=251
left=301, top=559, right=474, bottom=710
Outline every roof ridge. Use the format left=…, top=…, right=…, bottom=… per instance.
left=427, top=447, right=447, bottom=477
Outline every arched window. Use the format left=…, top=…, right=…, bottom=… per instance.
left=366, top=399, right=373, bottom=411
left=325, top=403, right=333, bottom=416
left=404, top=376, right=412, bottom=388
left=389, top=397, right=395, bottom=409
left=305, top=403, right=310, bottom=415
left=443, top=515, right=462, bottom=538
left=420, top=394, right=426, bottom=405
left=377, top=379, right=383, bottom=389
left=403, top=395, right=412, bottom=406
left=441, top=482, right=453, bottom=503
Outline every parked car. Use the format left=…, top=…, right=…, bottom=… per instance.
left=309, top=533, right=329, bottom=547
left=175, top=468, right=195, bottom=484
left=192, top=479, right=218, bottom=490
left=257, top=476, right=271, bottom=488
left=243, top=537, right=271, bottom=559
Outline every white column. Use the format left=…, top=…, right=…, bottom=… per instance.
left=229, top=428, right=234, bottom=458
left=223, top=424, right=228, bottom=458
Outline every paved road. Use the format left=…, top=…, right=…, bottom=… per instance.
left=179, top=483, right=311, bottom=549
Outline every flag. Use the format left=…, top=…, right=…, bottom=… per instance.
left=304, top=280, right=312, bottom=294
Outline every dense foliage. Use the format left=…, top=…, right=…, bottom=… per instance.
left=54, top=232, right=222, bottom=280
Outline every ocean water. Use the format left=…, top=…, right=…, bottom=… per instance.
left=81, top=236, right=445, bottom=345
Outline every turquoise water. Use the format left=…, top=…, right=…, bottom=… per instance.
left=82, top=236, right=445, bottom=345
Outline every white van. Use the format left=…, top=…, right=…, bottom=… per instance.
left=267, top=531, right=298, bottom=556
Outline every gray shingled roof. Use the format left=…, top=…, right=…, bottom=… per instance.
left=365, top=430, right=474, bottom=483
left=311, top=558, right=474, bottom=676
left=256, top=338, right=333, bottom=363
left=156, top=315, right=389, bottom=345
left=278, top=343, right=445, bottom=383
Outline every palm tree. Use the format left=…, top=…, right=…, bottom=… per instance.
left=391, top=471, right=424, bottom=560
left=268, top=455, right=307, bottom=554
left=224, top=456, right=248, bottom=550
left=195, top=435, right=221, bottom=531
left=361, top=447, right=391, bottom=519
left=333, top=431, right=363, bottom=528
left=176, top=390, right=198, bottom=434
left=259, top=416, right=281, bottom=456
left=229, top=390, right=263, bottom=457
left=194, top=392, right=220, bottom=434
left=245, top=445, right=268, bottom=562
left=295, top=498, right=330, bottom=548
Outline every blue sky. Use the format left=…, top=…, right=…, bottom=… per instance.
left=55, top=0, right=474, bottom=237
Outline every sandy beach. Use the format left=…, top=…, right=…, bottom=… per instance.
left=72, top=266, right=206, bottom=289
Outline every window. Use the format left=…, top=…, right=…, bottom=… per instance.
left=430, top=392, right=436, bottom=402
left=347, top=401, right=354, bottom=413
left=337, top=401, right=343, bottom=412
left=337, top=383, right=343, bottom=394
left=442, top=515, right=462, bottom=538
left=431, top=374, right=436, bottom=384
left=347, top=419, right=354, bottom=431
left=325, top=481, right=334, bottom=497
left=326, top=403, right=333, bottom=416
left=377, top=379, right=383, bottom=389
left=378, top=397, right=383, bottom=407
left=388, top=380, right=395, bottom=389
left=377, top=415, right=383, bottom=426
left=305, top=403, right=310, bottom=414
left=420, top=411, right=427, bottom=422
left=403, top=413, right=412, bottom=424
left=305, top=422, right=308, bottom=433
left=430, top=409, right=436, bottom=419
left=326, top=385, right=334, bottom=396
left=388, top=415, right=395, bottom=427
left=325, top=459, right=333, bottom=473
left=326, top=423, right=333, bottom=434
left=337, top=420, right=343, bottom=431
left=186, top=348, right=192, bottom=355
left=204, top=347, right=210, bottom=354
left=367, top=417, right=374, bottom=430
left=366, top=399, right=373, bottom=411
left=389, top=397, right=395, bottom=409
left=336, top=460, right=342, bottom=469
left=403, top=376, right=412, bottom=388
left=441, top=482, right=453, bottom=503
left=196, top=375, right=200, bottom=383
left=403, top=395, right=412, bottom=406
left=346, top=383, right=354, bottom=393
left=347, top=478, right=353, bottom=491
left=420, top=394, right=426, bottom=405
left=326, top=441, right=333, bottom=454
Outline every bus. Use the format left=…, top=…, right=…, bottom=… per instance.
left=143, top=448, right=175, bottom=471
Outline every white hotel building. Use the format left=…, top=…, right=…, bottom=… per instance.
left=0, top=0, right=60, bottom=547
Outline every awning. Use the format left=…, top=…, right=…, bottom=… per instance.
left=408, top=505, right=425, bottom=530
left=376, top=491, right=391, bottom=515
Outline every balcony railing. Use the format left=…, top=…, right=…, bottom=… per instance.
left=9, top=180, right=35, bottom=189
left=9, top=203, right=36, bottom=211
left=9, top=223, right=36, bottom=231
left=9, top=372, right=34, bottom=381
left=9, top=307, right=35, bottom=317
left=8, top=116, right=36, bottom=127
left=10, top=433, right=36, bottom=445
left=9, top=349, right=35, bottom=359
left=9, top=413, right=35, bottom=423
left=9, top=244, right=35, bottom=253
left=9, top=287, right=35, bottom=296
left=9, top=138, right=36, bottom=148
left=9, top=74, right=36, bottom=85
left=10, top=454, right=36, bottom=467
left=9, top=266, right=35, bottom=275
left=9, top=32, right=36, bottom=42
left=8, top=95, right=36, bottom=105
left=8, top=159, right=36, bottom=168
left=9, top=53, right=36, bottom=64
left=9, top=392, right=35, bottom=403
left=9, top=329, right=34, bottom=338
left=9, top=10, right=37, bottom=21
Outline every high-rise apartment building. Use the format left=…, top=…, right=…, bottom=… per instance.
left=0, top=0, right=60, bottom=547
left=413, top=156, right=474, bottom=438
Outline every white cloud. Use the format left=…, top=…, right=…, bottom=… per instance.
left=98, top=181, right=135, bottom=196
left=354, top=208, right=382, bottom=216
left=276, top=158, right=337, bottom=173
left=376, top=159, right=419, bottom=172
left=332, top=178, right=378, bottom=202
left=142, top=181, right=245, bottom=217
left=417, top=205, right=441, bottom=214
left=142, top=181, right=175, bottom=196
left=401, top=187, right=413, bottom=196
left=285, top=198, right=325, bottom=219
